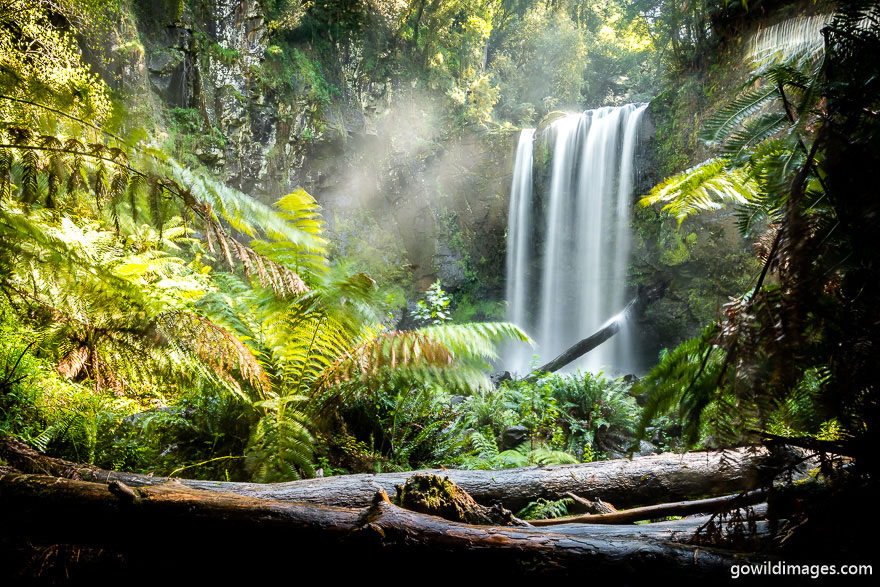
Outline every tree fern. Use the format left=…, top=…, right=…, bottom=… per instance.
left=0, top=201, right=267, bottom=398
left=0, top=126, right=319, bottom=296
left=640, top=158, right=758, bottom=225
left=700, top=86, right=781, bottom=145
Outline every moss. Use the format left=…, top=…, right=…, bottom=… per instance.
left=260, top=43, right=334, bottom=108
left=208, top=43, right=240, bottom=66
left=659, top=230, right=696, bottom=266
left=394, top=473, right=524, bottom=526
left=630, top=203, right=761, bottom=360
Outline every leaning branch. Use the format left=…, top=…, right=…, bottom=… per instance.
left=523, top=282, right=667, bottom=380
left=530, top=490, right=767, bottom=526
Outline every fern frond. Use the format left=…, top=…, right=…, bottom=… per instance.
left=155, top=311, right=269, bottom=395
left=634, top=325, right=722, bottom=445
left=721, top=113, right=788, bottom=163
left=748, top=14, right=831, bottom=76
left=640, top=158, right=759, bottom=225
left=700, top=86, right=780, bottom=144
left=316, top=322, right=529, bottom=392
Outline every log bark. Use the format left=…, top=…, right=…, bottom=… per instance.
left=530, top=490, right=768, bottom=526
left=0, top=470, right=766, bottom=580
left=0, top=438, right=797, bottom=511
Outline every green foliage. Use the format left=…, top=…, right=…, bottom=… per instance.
left=460, top=388, right=515, bottom=436
left=413, top=280, right=452, bottom=325
left=336, top=381, right=466, bottom=472
left=246, top=406, right=315, bottom=482
left=541, top=371, right=638, bottom=457
left=262, top=43, right=334, bottom=109
left=0, top=0, right=113, bottom=122
left=451, top=294, right=506, bottom=323
left=208, top=43, right=240, bottom=66
left=629, top=202, right=761, bottom=351
left=634, top=325, right=725, bottom=446
left=491, top=1, right=656, bottom=124
left=517, top=497, right=573, bottom=520
left=0, top=0, right=536, bottom=485
left=640, top=158, right=758, bottom=226
left=497, top=442, right=579, bottom=467
left=456, top=371, right=638, bottom=468
left=636, top=4, right=880, bottom=466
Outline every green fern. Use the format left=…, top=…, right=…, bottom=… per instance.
left=517, top=498, right=574, bottom=521
left=700, top=86, right=780, bottom=144
left=245, top=409, right=316, bottom=482
left=634, top=325, right=725, bottom=446
left=640, top=158, right=759, bottom=225
left=496, top=441, right=579, bottom=469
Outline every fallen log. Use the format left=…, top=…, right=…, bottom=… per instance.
left=0, top=437, right=803, bottom=511
left=530, top=490, right=768, bottom=526
left=394, top=472, right=527, bottom=526
left=0, top=470, right=762, bottom=580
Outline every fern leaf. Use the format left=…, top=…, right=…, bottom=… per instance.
left=640, top=159, right=759, bottom=225
left=700, top=86, right=780, bottom=144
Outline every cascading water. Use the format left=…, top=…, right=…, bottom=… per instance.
left=505, top=103, right=648, bottom=376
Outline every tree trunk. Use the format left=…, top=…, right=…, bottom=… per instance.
left=0, top=471, right=764, bottom=580
left=0, top=438, right=801, bottom=511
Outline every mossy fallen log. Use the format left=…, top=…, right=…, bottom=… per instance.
left=0, top=437, right=805, bottom=511
left=394, top=472, right=527, bottom=526
left=0, top=470, right=761, bottom=581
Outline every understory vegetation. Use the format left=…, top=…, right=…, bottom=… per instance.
left=0, top=0, right=665, bottom=483
left=1, top=2, right=878, bottom=576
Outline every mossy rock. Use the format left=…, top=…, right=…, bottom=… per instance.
left=394, top=473, right=528, bottom=527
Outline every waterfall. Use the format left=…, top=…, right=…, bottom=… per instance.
left=505, top=103, right=648, bottom=376
left=504, top=129, right=536, bottom=373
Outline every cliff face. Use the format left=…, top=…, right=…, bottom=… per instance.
left=103, top=0, right=514, bottom=301
left=98, top=1, right=776, bottom=358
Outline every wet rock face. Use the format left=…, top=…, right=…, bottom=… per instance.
left=201, top=0, right=273, bottom=192
left=501, top=426, right=529, bottom=450
left=122, top=0, right=516, bottom=299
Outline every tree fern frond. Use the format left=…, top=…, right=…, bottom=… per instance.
left=700, top=86, right=779, bottom=144
left=246, top=411, right=316, bottom=482
left=721, top=113, right=788, bottom=163
left=20, top=149, right=39, bottom=204
left=416, top=322, right=532, bottom=361
left=640, top=158, right=759, bottom=225
left=165, top=160, right=326, bottom=256
left=316, top=322, right=528, bottom=391
left=748, top=14, right=831, bottom=76
left=634, top=325, right=722, bottom=444
left=274, top=188, right=325, bottom=238
left=156, top=310, right=269, bottom=395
